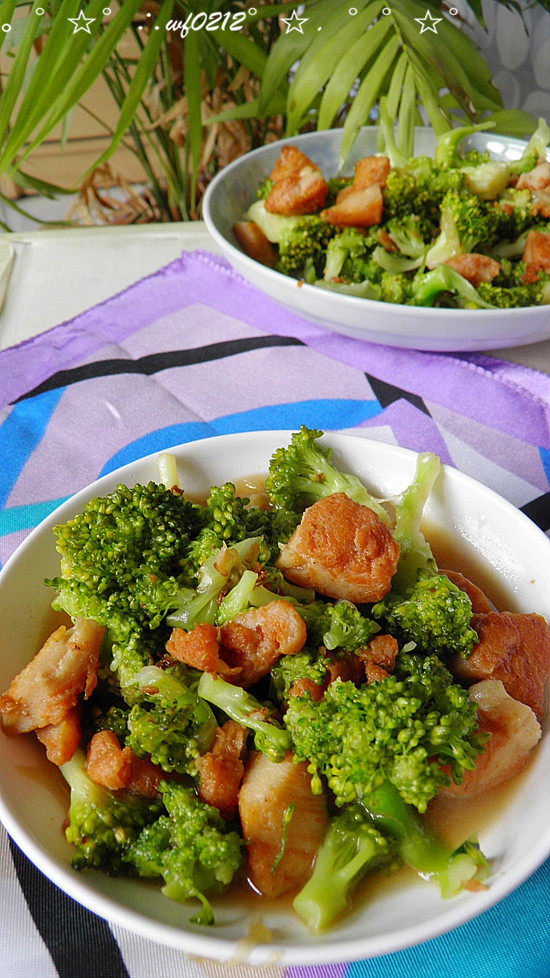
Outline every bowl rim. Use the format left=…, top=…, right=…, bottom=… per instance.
left=202, top=124, right=546, bottom=324
left=1, top=429, right=550, bottom=966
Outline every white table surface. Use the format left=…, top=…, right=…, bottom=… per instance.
left=1, top=222, right=550, bottom=374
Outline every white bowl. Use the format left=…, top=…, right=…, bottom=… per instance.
left=1, top=431, right=549, bottom=965
left=203, top=127, right=550, bottom=352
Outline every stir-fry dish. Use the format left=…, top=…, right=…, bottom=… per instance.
left=233, top=116, right=550, bottom=310
left=2, top=429, right=550, bottom=933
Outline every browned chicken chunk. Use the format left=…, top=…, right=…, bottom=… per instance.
left=197, top=719, right=247, bottom=820
left=320, top=184, right=384, bottom=227
left=232, top=221, right=277, bottom=268
left=443, top=570, right=494, bottom=614
left=35, top=706, right=82, bottom=766
left=444, top=254, right=500, bottom=287
left=0, top=618, right=105, bottom=735
left=353, top=155, right=390, bottom=190
left=440, top=679, right=541, bottom=798
left=517, top=160, right=550, bottom=192
left=359, top=634, right=399, bottom=684
left=453, top=611, right=550, bottom=720
left=238, top=751, right=328, bottom=897
left=166, top=622, right=240, bottom=678
left=86, top=729, right=163, bottom=798
left=265, top=146, right=328, bottom=216
left=220, top=600, right=306, bottom=687
left=522, top=229, right=550, bottom=284
left=276, top=493, right=399, bottom=604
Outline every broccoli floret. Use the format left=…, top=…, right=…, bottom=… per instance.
left=433, top=121, right=492, bottom=169
left=270, top=645, right=332, bottom=703
left=374, top=452, right=479, bottom=659
left=197, top=672, right=291, bottom=761
left=242, top=505, right=301, bottom=564
left=463, top=161, right=510, bottom=200
left=373, top=574, right=479, bottom=658
left=126, top=665, right=217, bottom=776
left=265, top=426, right=390, bottom=522
left=125, top=781, right=243, bottom=925
left=361, top=778, right=489, bottom=897
left=285, top=650, right=485, bottom=813
left=292, top=805, right=394, bottom=932
left=323, top=227, right=381, bottom=284
left=379, top=271, right=413, bottom=305
left=509, top=117, right=550, bottom=175
left=276, top=216, right=336, bottom=280
left=384, top=215, right=427, bottom=258
left=245, top=199, right=301, bottom=243
left=256, top=176, right=273, bottom=200
left=411, top=264, right=495, bottom=309
left=297, top=599, right=379, bottom=652
left=426, top=190, right=502, bottom=268
left=185, top=483, right=250, bottom=574
left=314, top=279, right=382, bottom=300
left=477, top=275, right=550, bottom=308
left=166, top=537, right=263, bottom=630
left=47, top=482, right=202, bottom=632
left=496, top=187, right=538, bottom=241
left=61, top=750, right=162, bottom=873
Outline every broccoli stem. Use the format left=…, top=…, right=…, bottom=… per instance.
left=293, top=806, right=393, bottom=933
left=197, top=672, right=292, bottom=761
left=362, top=780, right=488, bottom=897
left=412, top=265, right=495, bottom=309
left=433, top=121, right=492, bottom=168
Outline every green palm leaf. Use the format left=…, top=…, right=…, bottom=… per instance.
left=339, top=32, right=399, bottom=167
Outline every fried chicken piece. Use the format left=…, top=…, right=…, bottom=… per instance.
left=86, top=730, right=131, bottom=791
left=264, top=146, right=327, bottom=216
left=353, top=155, right=390, bottom=190
left=359, top=634, right=399, bottom=684
left=86, top=730, right=163, bottom=797
left=197, top=720, right=247, bottom=820
left=277, top=493, right=399, bottom=604
left=452, top=611, right=550, bottom=720
left=0, top=618, right=105, bottom=735
left=444, top=253, right=500, bottom=287
left=220, top=600, right=306, bottom=688
left=320, top=184, right=384, bottom=227
left=517, top=160, right=550, bottom=192
left=522, top=229, right=550, bottom=284
left=439, top=679, right=541, bottom=798
left=238, top=751, right=328, bottom=897
left=232, top=221, right=277, bottom=267
left=166, top=623, right=240, bottom=678
left=443, top=570, right=494, bottom=614
left=35, top=706, right=82, bottom=766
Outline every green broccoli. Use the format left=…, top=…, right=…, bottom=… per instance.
left=509, top=117, right=550, bottom=175
left=323, top=227, right=381, bottom=284
left=374, top=452, right=479, bottom=659
left=197, top=672, right=292, bottom=761
left=61, top=750, right=163, bottom=873
left=292, top=805, right=394, bottom=932
left=255, top=176, right=273, bottom=200
left=433, top=121, right=492, bottom=169
left=185, top=483, right=250, bottom=575
left=478, top=275, right=550, bottom=308
left=270, top=645, right=333, bottom=703
left=297, top=599, right=379, bottom=651
left=411, top=265, right=496, bottom=309
left=284, top=652, right=488, bottom=896
left=314, top=279, right=382, bottom=300
left=384, top=215, right=427, bottom=258
left=265, top=426, right=390, bottom=522
left=426, top=190, right=502, bottom=268
left=379, top=271, right=414, bottom=305
left=285, top=650, right=484, bottom=813
left=125, top=781, right=243, bottom=925
left=276, top=216, right=336, bottom=280
left=126, top=665, right=218, bottom=776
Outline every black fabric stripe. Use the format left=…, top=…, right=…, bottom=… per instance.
left=520, top=492, right=550, bottom=532
left=365, top=373, right=431, bottom=416
left=14, top=335, right=304, bottom=403
left=9, top=838, right=130, bottom=978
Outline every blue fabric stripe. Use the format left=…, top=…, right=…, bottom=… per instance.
left=0, top=389, right=65, bottom=509
left=0, top=496, right=70, bottom=537
left=99, top=399, right=380, bottom=476
left=538, top=446, right=550, bottom=484
left=0, top=399, right=380, bottom=539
